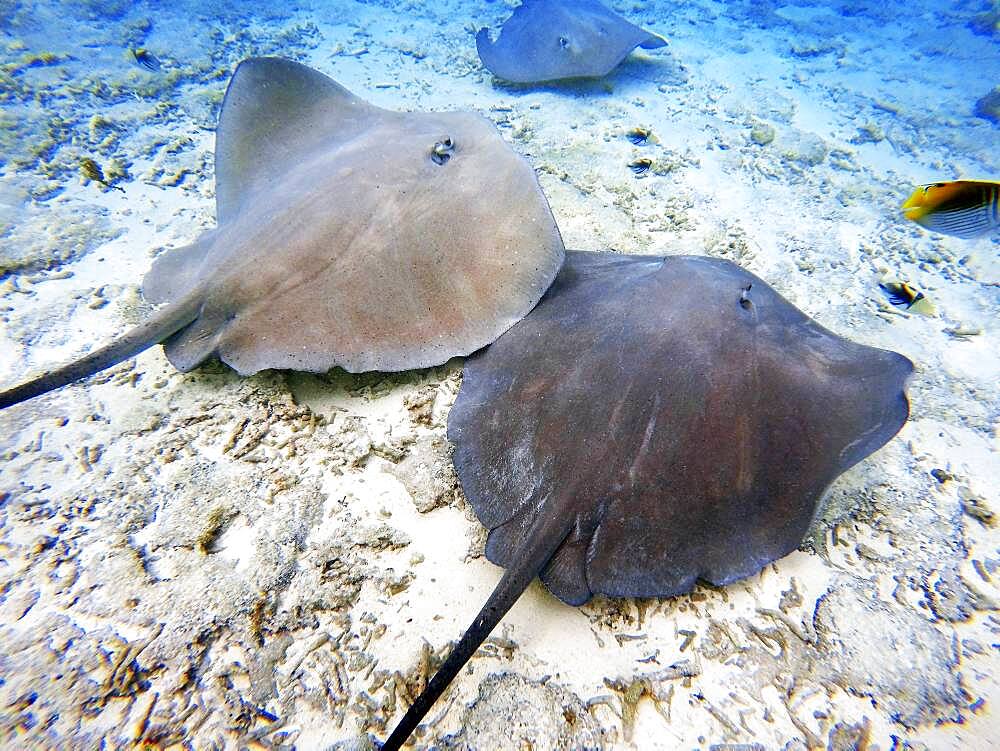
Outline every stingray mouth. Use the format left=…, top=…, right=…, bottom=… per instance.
left=430, top=136, right=454, bottom=165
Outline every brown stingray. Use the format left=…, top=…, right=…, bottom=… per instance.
left=476, top=0, right=668, bottom=84
left=379, top=250, right=913, bottom=749
left=0, top=58, right=564, bottom=410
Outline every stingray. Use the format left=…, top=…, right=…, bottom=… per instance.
left=0, top=58, right=564, bottom=410
left=379, top=250, right=913, bottom=749
left=476, top=0, right=668, bottom=84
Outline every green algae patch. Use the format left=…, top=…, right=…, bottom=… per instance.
left=750, top=122, right=776, bottom=145
left=0, top=204, right=123, bottom=276
left=779, top=129, right=829, bottom=166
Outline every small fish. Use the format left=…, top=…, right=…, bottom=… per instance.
left=629, top=157, right=652, bottom=176
left=879, top=277, right=935, bottom=316
left=80, top=158, right=124, bottom=193
left=902, top=179, right=999, bottom=238
left=626, top=126, right=652, bottom=146
left=132, top=48, right=161, bottom=72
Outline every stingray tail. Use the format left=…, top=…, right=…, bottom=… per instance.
left=0, top=294, right=202, bottom=410
left=379, top=514, right=573, bottom=751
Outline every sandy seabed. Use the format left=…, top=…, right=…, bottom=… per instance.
left=0, top=1, right=998, bottom=749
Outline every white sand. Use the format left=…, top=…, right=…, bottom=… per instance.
left=0, top=1, right=997, bottom=749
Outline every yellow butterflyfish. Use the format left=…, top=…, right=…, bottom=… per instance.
left=902, top=179, right=1000, bottom=238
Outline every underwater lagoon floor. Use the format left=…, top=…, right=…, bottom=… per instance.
left=0, top=0, right=998, bottom=748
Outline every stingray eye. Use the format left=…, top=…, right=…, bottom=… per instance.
left=430, top=136, right=454, bottom=165
left=558, top=36, right=570, bottom=50
left=739, top=283, right=753, bottom=310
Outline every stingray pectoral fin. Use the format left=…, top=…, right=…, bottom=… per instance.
left=379, top=513, right=573, bottom=751
left=475, top=27, right=503, bottom=75
left=142, top=232, right=217, bottom=305
left=215, top=58, right=373, bottom=225
left=639, top=32, right=668, bottom=49
left=0, top=294, right=201, bottom=410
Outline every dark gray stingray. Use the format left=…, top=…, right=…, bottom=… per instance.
left=476, top=0, right=667, bottom=84
left=0, top=58, right=564, bottom=410
left=379, top=251, right=912, bottom=749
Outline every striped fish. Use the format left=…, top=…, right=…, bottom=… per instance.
left=902, top=179, right=1000, bottom=239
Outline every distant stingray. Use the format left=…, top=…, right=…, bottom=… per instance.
left=0, top=58, right=564, bottom=410
left=476, top=0, right=668, bottom=84
left=379, top=250, right=913, bottom=749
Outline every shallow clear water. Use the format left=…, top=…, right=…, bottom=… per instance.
left=0, top=2, right=997, bottom=749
